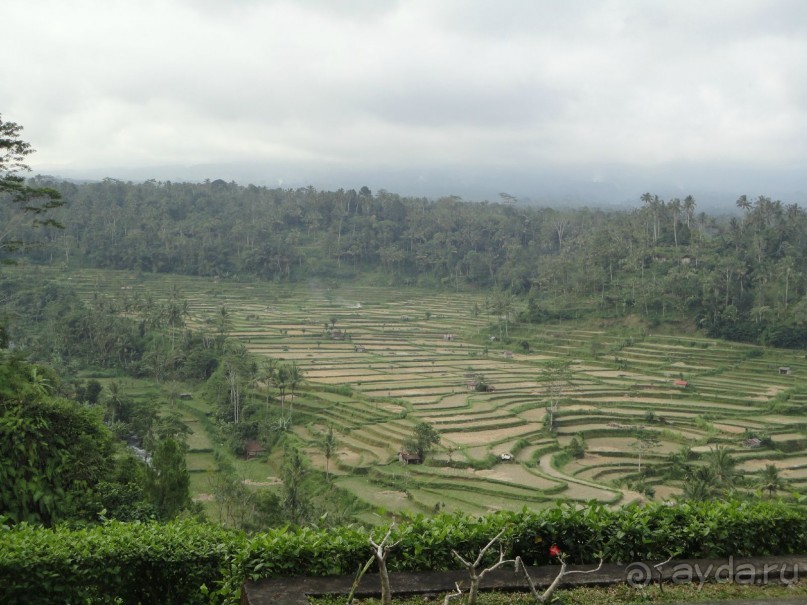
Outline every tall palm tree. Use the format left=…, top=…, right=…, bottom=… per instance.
left=640, top=193, right=662, bottom=245
left=104, top=381, right=125, bottom=426
left=273, top=364, right=290, bottom=429
left=261, top=358, right=278, bottom=414
left=759, top=464, right=787, bottom=497
left=683, top=195, right=696, bottom=230
left=736, top=194, right=751, bottom=216
left=322, top=425, right=337, bottom=482
left=706, top=446, right=739, bottom=490
left=682, top=466, right=718, bottom=500
left=286, top=362, right=304, bottom=427
left=669, top=198, right=682, bottom=248
left=492, top=291, right=515, bottom=338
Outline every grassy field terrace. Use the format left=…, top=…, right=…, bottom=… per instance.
left=39, top=267, right=807, bottom=516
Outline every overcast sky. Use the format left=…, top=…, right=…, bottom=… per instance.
left=5, top=0, right=807, bottom=203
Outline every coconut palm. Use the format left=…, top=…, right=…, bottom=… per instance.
left=681, top=466, right=718, bottom=500
left=706, top=446, right=739, bottom=490
left=104, top=381, right=126, bottom=425
left=736, top=194, right=751, bottom=215
left=683, top=195, right=696, bottom=229
left=273, top=364, right=290, bottom=429
left=285, top=362, right=304, bottom=427
left=322, top=425, right=338, bottom=482
left=261, top=358, right=278, bottom=413
left=759, top=464, right=787, bottom=497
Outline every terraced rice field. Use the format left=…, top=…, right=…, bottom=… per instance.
left=50, top=268, right=807, bottom=514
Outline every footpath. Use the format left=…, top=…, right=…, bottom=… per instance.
left=242, top=556, right=807, bottom=605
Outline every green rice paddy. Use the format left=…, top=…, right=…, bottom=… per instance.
left=48, top=268, right=807, bottom=515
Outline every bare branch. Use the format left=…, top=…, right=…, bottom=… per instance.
left=452, top=529, right=515, bottom=605
left=479, top=543, right=516, bottom=580
left=539, top=558, right=568, bottom=602
left=473, top=527, right=507, bottom=568
left=516, top=557, right=604, bottom=603
left=442, top=582, right=463, bottom=605
left=562, top=559, right=604, bottom=577
left=369, top=524, right=402, bottom=557
left=653, top=554, right=675, bottom=572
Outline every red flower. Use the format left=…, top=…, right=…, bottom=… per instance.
left=549, top=544, right=562, bottom=558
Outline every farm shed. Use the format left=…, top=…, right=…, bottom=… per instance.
left=398, top=451, right=422, bottom=465
left=245, top=440, right=266, bottom=459
left=779, top=367, right=792, bottom=375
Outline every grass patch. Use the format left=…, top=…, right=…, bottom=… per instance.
left=311, top=580, right=807, bottom=604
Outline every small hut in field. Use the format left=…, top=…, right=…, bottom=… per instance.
left=245, top=440, right=266, bottom=459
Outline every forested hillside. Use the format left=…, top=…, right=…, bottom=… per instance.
left=8, top=177, right=807, bottom=347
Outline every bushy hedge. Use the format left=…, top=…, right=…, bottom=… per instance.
left=0, top=520, right=242, bottom=605
left=225, top=500, right=807, bottom=601
left=2, top=501, right=806, bottom=604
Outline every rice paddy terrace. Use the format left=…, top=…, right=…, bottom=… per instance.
left=53, top=268, right=807, bottom=515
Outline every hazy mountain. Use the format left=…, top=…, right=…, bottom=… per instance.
left=43, top=161, right=805, bottom=211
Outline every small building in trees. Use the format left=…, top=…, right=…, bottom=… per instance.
left=779, top=367, right=792, bottom=375
left=245, top=440, right=266, bottom=459
left=398, top=451, right=422, bottom=465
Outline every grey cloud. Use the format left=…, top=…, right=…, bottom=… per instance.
left=3, top=0, right=806, bottom=203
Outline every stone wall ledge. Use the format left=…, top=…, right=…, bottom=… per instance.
left=242, top=556, right=807, bottom=605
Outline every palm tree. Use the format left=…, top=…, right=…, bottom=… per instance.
left=683, top=195, right=696, bottom=230
left=103, top=381, right=127, bottom=426
left=492, top=291, right=515, bottom=338
left=273, top=364, right=290, bottom=429
left=759, top=464, right=787, bottom=497
left=736, top=194, right=751, bottom=216
left=286, top=362, right=304, bottom=427
left=542, top=360, right=571, bottom=432
left=706, top=446, right=739, bottom=490
left=215, top=304, right=231, bottom=351
left=224, top=361, right=242, bottom=424
left=665, top=446, right=691, bottom=480
left=681, top=466, right=718, bottom=500
left=261, top=359, right=278, bottom=413
left=322, top=425, right=338, bottom=482
left=669, top=198, right=682, bottom=248
left=641, top=193, right=662, bottom=245
left=631, top=427, right=660, bottom=475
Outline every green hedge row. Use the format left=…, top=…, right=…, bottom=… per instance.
left=2, top=501, right=806, bottom=604
left=0, top=520, right=242, bottom=605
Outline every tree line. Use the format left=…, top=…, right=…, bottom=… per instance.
left=6, top=177, right=805, bottom=347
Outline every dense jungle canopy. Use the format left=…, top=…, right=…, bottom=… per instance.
left=5, top=178, right=807, bottom=348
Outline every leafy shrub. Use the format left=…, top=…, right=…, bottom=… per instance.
left=222, top=500, right=807, bottom=601
left=3, top=501, right=807, bottom=604
left=0, top=520, right=242, bottom=605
